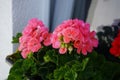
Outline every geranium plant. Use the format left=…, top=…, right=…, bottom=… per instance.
left=7, top=19, right=120, bottom=80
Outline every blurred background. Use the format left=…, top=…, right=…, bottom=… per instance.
left=0, top=0, right=120, bottom=79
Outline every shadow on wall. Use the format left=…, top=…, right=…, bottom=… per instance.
left=95, top=19, right=120, bottom=63
left=86, top=0, right=98, bottom=26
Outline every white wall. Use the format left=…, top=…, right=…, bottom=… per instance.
left=12, top=0, right=50, bottom=36
left=87, top=0, right=120, bottom=31
left=0, top=0, right=50, bottom=79
left=0, top=0, right=12, bottom=79
left=12, top=0, right=50, bottom=51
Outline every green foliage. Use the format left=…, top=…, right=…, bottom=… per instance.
left=7, top=47, right=120, bottom=80
left=8, top=59, right=27, bottom=80
left=12, top=33, right=22, bottom=43
left=6, top=50, right=22, bottom=64
left=6, top=33, right=22, bottom=64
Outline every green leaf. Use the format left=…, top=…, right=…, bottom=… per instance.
left=12, top=33, right=22, bottom=43
left=44, top=49, right=58, bottom=65
left=35, top=46, right=49, bottom=62
left=8, top=73, right=28, bottom=80
left=8, top=74, right=26, bottom=80
left=22, top=58, right=35, bottom=72
left=71, top=58, right=89, bottom=72
left=6, top=50, right=22, bottom=64
left=8, top=57, right=38, bottom=79
left=64, top=69, right=77, bottom=80
left=9, top=59, right=23, bottom=74
left=100, top=61, right=120, bottom=80
left=58, top=53, right=77, bottom=66
left=81, top=58, right=89, bottom=71
left=46, top=73, right=54, bottom=80
left=37, top=62, right=56, bottom=80
left=30, top=63, right=38, bottom=76
left=54, top=65, right=70, bottom=80
left=8, top=59, right=25, bottom=79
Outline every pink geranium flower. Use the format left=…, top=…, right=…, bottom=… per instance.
left=19, top=18, right=98, bottom=58
left=62, top=27, right=79, bottom=43
left=51, top=19, right=98, bottom=55
left=27, top=38, right=41, bottom=52
left=18, top=18, right=51, bottom=58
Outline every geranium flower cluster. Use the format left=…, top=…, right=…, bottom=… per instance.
left=110, top=30, right=120, bottom=57
left=18, top=18, right=51, bottom=58
left=51, top=19, right=98, bottom=55
left=18, top=18, right=98, bottom=58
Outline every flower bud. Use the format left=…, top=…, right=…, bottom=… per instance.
left=68, top=46, right=73, bottom=54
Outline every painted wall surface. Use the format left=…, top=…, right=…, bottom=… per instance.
left=0, top=0, right=12, bottom=79
left=12, top=0, right=50, bottom=36
left=51, top=0, right=74, bottom=31
left=12, top=0, right=50, bottom=51
left=87, top=0, right=120, bottom=31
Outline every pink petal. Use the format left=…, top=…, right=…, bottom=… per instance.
left=59, top=48, right=67, bottom=54
left=21, top=49, right=30, bottom=58
left=82, top=48, right=87, bottom=55
left=43, top=34, right=52, bottom=46
left=52, top=41, right=60, bottom=48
